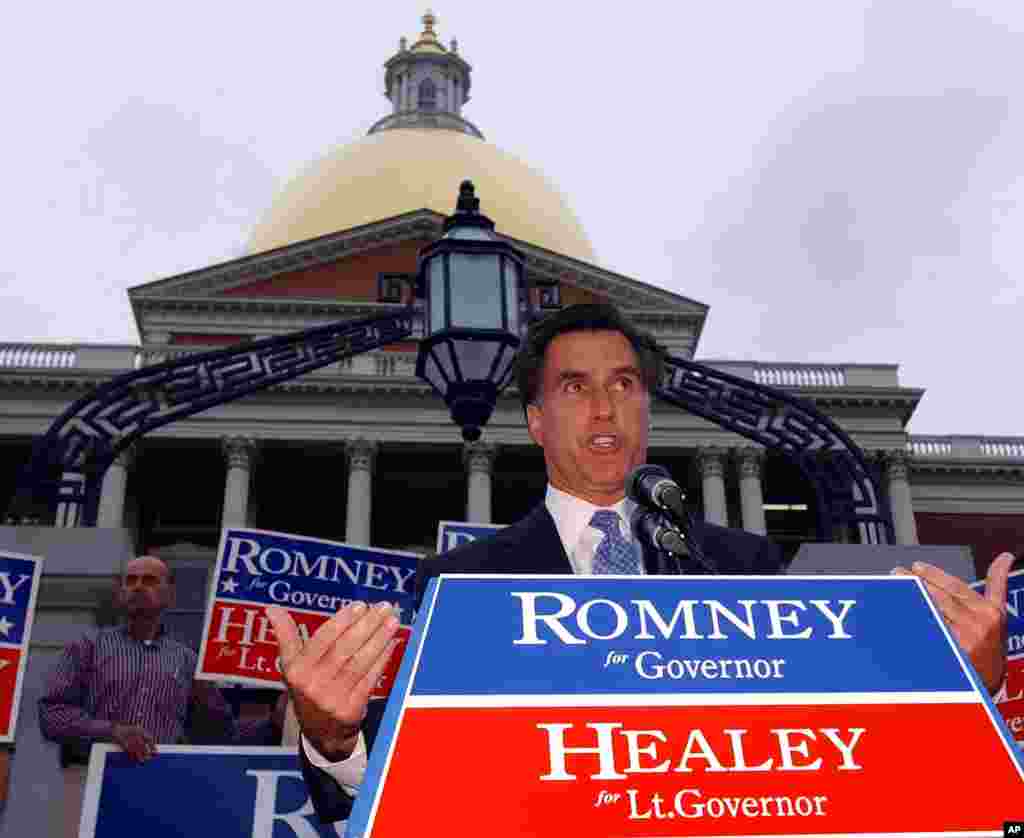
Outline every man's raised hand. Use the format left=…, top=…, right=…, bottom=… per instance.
left=894, top=552, right=1013, bottom=694
left=265, top=601, right=399, bottom=761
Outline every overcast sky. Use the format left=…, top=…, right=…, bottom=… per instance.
left=1, top=1, right=1021, bottom=436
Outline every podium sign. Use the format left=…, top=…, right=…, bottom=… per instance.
left=350, top=575, right=1023, bottom=837
left=196, top=527, right=419, bottom=698
left=0, top=550, right=43, bottom=742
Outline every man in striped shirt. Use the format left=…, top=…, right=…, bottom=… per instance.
left=39, top=555, right=283, bottom=838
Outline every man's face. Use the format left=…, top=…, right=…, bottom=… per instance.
left=526, top=329, right=649, bottom=506
left=119, top=557, right=174, bottom=617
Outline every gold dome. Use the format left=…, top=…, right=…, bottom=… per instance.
left=248, top=129, right=596, bottom=264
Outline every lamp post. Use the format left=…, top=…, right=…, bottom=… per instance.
left=415, top=180, right=530, bottom=441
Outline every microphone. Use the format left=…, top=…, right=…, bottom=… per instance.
left=632, top=509, right=689, bottom=556
left=627, top=464, right=687, bottom=523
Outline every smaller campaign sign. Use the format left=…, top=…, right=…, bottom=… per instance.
left=435, top=520, right=505, bottom=555
left=79, top=745, right=345, bottom=837
left=196, top=527, right=420, bottom=698
left=0, top=550, right=43, bottom=743
left=973, top=568, right=1024, bottom=745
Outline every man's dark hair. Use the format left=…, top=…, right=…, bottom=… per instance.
left=515, top=303, right=666, bottom=413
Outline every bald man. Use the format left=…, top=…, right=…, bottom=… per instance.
left=39, top=556, right=284, bottom=838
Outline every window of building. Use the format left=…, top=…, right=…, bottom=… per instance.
left=418, top=78, right=436, bottom=111
left=537, top=282, right=561, bottom=309
left=378, top=273, right=411, bottom=303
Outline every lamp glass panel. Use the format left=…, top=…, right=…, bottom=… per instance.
left=435, top=343, right=458, bottom=384
left=492, top=343, right=516, bottom=389
left=421, top=355, right=447, bottom=393
left=449, top=253, right=502, bottom=330
left=503, top=258, right=520, bottom=334
left=429, top=259, right=446, bottom=333
left=450, top=338, right=497, bottom=381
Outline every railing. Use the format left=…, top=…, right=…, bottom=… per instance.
left=0, top=343, right=141, bottom=371
left=139, top=346, right=420, bottom=379
left=908, top=435, right=1024, bottom=461
left=701, top=361, right=900, bottom=388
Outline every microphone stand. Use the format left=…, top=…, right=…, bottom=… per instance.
left=633, top=508, right=719, bottom=575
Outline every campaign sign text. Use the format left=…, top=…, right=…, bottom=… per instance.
left=196, top=527, right=419, bottom=697
left=350, top=575, right=1024, bottom=837
left=974, top=569, right=1024, bottom=745
left=435, top=520, right=505, bottom=555
left=79, top=745, right=345, bottom=837
left=0, top=550, right=43, bottom=742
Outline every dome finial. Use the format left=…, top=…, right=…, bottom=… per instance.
left=421, top=9, right=438, bottom=40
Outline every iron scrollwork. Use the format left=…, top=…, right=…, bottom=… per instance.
left=657, top=356, right=894, bottom=544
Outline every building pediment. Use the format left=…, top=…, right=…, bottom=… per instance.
left=127, top=209, right=708, bottom=352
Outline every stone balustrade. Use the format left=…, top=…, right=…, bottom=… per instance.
left=702, top=360, right=900, bottom=388
left=908, top=435, right=1024, bottom=461
left=0, top=343, right=140, bottom=370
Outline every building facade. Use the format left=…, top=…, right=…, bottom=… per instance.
left=0, top=12, right=1023, bottom=829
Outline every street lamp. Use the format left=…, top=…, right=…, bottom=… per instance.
left=415, top=180, right=531, bottom=441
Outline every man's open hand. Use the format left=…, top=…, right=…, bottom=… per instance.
left=264, top=601, right=399, bottom=761
left=894, top=552, right=1013, bottom=694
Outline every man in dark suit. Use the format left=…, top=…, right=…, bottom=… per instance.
left=265, top=302, right=1010, bottom=824
left=265, top=302, right=784, bottom=822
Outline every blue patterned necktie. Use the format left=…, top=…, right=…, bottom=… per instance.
left=590, top=509, right=641, bottom=575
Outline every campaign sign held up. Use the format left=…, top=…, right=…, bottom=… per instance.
left=350, top=575, right=1024, bottom=837
left=435, top=520, right=505, bottom=555
left=79, top=745, right=345, bottom=837
left=197, top=527, right=419, bottom=697
left=0, top=550, right=43, bottom=742
left=974, top=568, right=1024, bottom=745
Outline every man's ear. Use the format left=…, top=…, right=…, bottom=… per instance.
left=526, top=403, right=544, bottom=447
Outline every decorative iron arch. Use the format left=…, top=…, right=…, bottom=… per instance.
left=10, top=307, right=894, bottom=545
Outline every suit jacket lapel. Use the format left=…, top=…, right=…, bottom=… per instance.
left=507, top=504, right=573, bottom=574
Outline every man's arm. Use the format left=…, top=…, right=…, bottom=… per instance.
left=895, top=551, right=1013, bottom=694
left=188, top=679, right=283, bottom=745
left=38, top=636, right=115, bottom=744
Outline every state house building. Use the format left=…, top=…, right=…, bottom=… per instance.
left=2, top=12, right=1024, bottom=611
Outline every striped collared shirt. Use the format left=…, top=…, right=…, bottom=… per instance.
left=39, top=624, right=272, bottom=756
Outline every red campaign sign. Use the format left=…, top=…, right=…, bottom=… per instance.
left=371, top=703, right=1020, bottom=836
left=0, top=647, right=21, bottom=739
left=198, top=601, right=410, bottom=698
left=995, top=656, right=1024, bottom=745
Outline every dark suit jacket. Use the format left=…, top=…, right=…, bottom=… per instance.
left=301, top=503, right=783, bottom=823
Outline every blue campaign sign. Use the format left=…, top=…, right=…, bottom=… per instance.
left=409, top=575, right=975, bottom=696
left=0, top=550, right=43, bottom=742
left=973, top=568, right=1024, bottom=655
left=79, top=745, right=345, bottom=837
left=435, top=520, right=505, bottom=555
left=197, top=527, right=421, bottom=694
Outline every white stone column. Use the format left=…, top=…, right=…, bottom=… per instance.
left=345, top=439, right=377, bottom=546
left=736, top=447, right=767, bottom=535
left=885, top=450, right=919, bottom=545
left=221, top=437, right=256, bottom=528
left=698, top=447, right=728, bottom=527
left=97, top=447, right=135, bottom=528
left=464, top=443, right=498, bottom=524
left=55, top=471, right=85, bottom=528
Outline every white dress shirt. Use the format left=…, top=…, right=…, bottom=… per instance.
left=304, top=485, right=643, bottom=786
